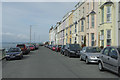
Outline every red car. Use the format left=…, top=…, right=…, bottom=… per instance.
left=55, top=45, right=62, bottom=52
left=52, top=46, right=56, bottom=51
left=29, top=45, right=35, bottom=51
left=16, top=44, right=30, bottom=54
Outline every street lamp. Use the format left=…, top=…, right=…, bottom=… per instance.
left=29, top=25, right=41, bottom=44
left=30, top=25, right=32, bottom=44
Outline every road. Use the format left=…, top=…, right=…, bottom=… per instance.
left=2, top=46, right=119, bottom=78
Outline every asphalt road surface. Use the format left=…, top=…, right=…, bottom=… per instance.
left=2, top=46, right=120, bottom=78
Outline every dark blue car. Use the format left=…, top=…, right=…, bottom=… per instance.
left=5, top=47, right=23, bottom=61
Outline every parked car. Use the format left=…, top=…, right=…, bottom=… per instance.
left=29, top=45, right=35, bottom=51
left=33, top=43, right=39, bottom=50
left=64, top=44, right=81, bottom=58
left=60, top=45, right=66, bottom=55
left=48, top=45, right=52, bottom=49
left=98, top=46, right=120, bottom=76
left=55, top=45, right=62, bottom=52
left=80, top=47, right=101, bottom=64
left=16, top=44, right=30, bottom=54
left=5, top=47, right=23, bottom=60
left=26, top=45, right=31, bottom=53
left=52, top=45, right=56, bottom=51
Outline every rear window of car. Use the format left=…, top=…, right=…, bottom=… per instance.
left=17, top=45, right=25, bottom=48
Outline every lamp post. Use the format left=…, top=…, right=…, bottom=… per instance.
left=30, top=24, right=41, bottom=44
left=30, top=25, right=32, bottom=44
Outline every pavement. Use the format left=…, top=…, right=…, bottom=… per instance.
left=2, top=46, right=120, bottom=78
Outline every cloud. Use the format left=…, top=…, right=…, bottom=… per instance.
left=2, top=32, right=14, bottom=36
left=17, top=34, right=29, bottom=40
left=2, top=32, right=29, bottom=42
left=2, top=2, right=77, bottom=42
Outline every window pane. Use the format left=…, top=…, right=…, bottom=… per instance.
left=102, top=7, right=104, bottom=23
left=103, top=48, right=109, bottom=55
left=81, top=20, right=84, bottom=32
left=109, top=48, right=118, bottom=59
left=107, top=6, right=111, bottom=22
left=91, top=15, right=94, bottom=28
left=107, top=30, right=111, bottom=39
left=91, top=33, right=94, bottom=46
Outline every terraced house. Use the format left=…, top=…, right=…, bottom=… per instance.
left=49, top=0, right=120, bottom=47
left=98, top=1, right=120, bottom=47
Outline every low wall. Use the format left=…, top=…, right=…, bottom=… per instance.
left=0, top=49, right=5, bottom=60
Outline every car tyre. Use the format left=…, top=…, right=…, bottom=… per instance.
left=118, top=68, right=120, bottom=77
left=99, top=62, right=104, bottom=71
left=80, top=56, right=83, bottom=61
left=85, top=58, right=89, bottom=64
left=6, top=58, right=10, bottom=61
left=68, top=53, right=71, bottom=58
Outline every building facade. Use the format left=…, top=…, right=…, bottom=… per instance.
left=49, top=0, right=120, bottom=48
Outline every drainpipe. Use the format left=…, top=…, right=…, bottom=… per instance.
left=116, top=2, right=119, bottom=46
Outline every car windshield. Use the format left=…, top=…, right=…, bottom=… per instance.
left=86, top=47, right=101, bottom=53
left=8, top=48, right=21, bottom=52
left=69, top=44, right=80, bottom=50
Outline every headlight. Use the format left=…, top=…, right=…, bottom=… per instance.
left=16, top=53, right=21, bottom=56
left=89, top=56, right=97, bottom=59
left=5, top=54, right=10, bottom=57
left=70, top=51, right=75, bottom=53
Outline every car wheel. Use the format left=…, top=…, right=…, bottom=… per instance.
left=85, top=58, right=89, bottom=64
left=19, top=56, right=22, bottom=60
left=6, top=58, right=10, bottom=61
left=63, top=52, right=64, bottom=55
left=64, top=52, right=66, bottom=56
left=98, top=62, right=104, bottom=71
left=68, top=53, right=71, bottom=58
left=118, top=68, right=120, bottom=77
left=80, top=56, right=83, bottom=61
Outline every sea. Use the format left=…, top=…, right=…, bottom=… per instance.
left=1, top=42, right=41, bottom=49
left=1, top=42, right=28, bottom=49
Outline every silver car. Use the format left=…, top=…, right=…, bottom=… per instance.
left=80, top=47, right=101, bottom=64
left=98, top=46, right=120, bottom=76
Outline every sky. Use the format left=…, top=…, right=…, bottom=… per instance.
left=2, top=2, right=77, bottom=43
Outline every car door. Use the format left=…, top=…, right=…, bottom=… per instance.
left=101, top=47, right=110, bottom=68
left=107, top=47, right=118, bottom=72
